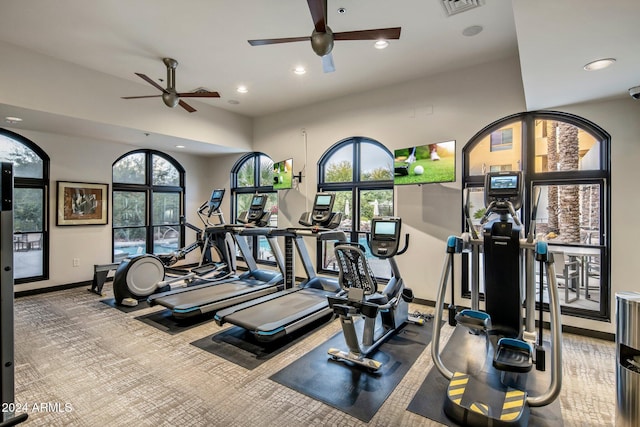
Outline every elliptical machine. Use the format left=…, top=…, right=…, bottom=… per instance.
left=431, top=171, right=563, bottom=427
left=113, top=189, right=236, bottom=306
left=327, top=216, right=419, bottom=371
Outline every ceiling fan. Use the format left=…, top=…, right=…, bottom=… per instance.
left=121, top=58, right=220, bottom=113
left=248, top=0, right=401, bottom=73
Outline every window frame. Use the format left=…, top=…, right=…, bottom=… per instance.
left=462, top=111, right=611, bottom=321
left=317, top=136, right=394, bottom=276
left=0, top=128, right=50, bottom=284
left=112, top=149, right=185, bottom=262
left=230, top=152, right=277, bottom=265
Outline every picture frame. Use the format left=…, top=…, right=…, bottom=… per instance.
left=57, top=181, right=109, bottom=226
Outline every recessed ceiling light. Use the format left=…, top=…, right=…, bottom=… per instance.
left=236, top=85, right=248, bottom=94
left=228, top=99, right=240, bottom=105
left=337, top=7, right=346, bottom=14
left=374, top=40, right=389, bottom=49
left=462, top=25, right=483, bottom=37
left=583, top=58, right=616, bottom=71
left=4, top=116, right=23, bottom=124
left=175, top=145, right=185, bottom=149
left=293, top=66, right=307, bottom=75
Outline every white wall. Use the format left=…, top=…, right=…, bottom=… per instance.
left=246, top=56, right=639, bottom=336
left=249, top=56, right=527, bottom=314
left=8, top=128, right=216, bottom=292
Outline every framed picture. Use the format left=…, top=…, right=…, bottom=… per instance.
left=57, top=181, right=109, bottom=226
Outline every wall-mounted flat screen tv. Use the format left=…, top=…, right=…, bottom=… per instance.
left=272, top=158, right=293, bottom=190
left=393, top=140, right=456, bottom=186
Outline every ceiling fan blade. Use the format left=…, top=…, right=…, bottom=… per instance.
left=135, top=73, right=166, bottom=92
left=322, top=53, right=335, bottom=73
left=248, top=36, right=310, bottom=46
left=307, top=0, right=327, bottom=33
left=179, top=100, right=196, bottom=113
left=176, top=91, right=220, bottom=98
left=333, top=27, right=402, bottom=41
left=121, top=95, right=162, bottom=99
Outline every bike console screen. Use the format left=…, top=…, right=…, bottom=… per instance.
left=370, top=217, right=402, bottom=258
left=312, top=194, right=335, bottom=223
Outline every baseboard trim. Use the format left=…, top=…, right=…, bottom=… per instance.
left=16, top=281, right=91, bottom=298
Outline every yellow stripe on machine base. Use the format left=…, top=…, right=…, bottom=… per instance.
left=500, top=388, right=526, bottom=422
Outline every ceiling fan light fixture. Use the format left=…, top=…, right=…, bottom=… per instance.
left=374, top=40, right=389, bottom=49
left=583, top=58, right=616, bottom=71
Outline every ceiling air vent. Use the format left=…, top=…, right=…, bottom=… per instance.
left=441, top=0, right=484, bottom=17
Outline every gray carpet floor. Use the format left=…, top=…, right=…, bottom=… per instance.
left=12, top=284, right=615, bottom=426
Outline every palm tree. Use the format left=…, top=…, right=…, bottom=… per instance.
left=546, top=121, right=559, bottom=233
left=557, top=122, right=581, bottom=243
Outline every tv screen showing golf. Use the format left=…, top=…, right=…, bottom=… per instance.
left=393, top=140, right=456, bottom=186
left=272, top=158, right=293, bottom=190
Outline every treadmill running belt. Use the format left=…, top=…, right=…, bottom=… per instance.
left=223, top=288, right=335, bottom=333
left=407, top=327, right=563, bottom=426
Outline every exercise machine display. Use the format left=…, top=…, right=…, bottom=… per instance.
left=112, top=189, right=235, bottom=306
left=430, top=171, right=562, bottom=427
left=327, top=216, right=418, bottom=371
left=147, top=193, right=285, bottom=319
left=214, top=193, right=345, bottom=341
left=0, top=163, right=28, bottom=426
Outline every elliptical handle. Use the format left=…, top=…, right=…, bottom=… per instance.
left=396, top=233, right=410, bottom=255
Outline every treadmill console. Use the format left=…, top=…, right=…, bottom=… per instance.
left=237, top=194, right=271, bottom=226
left=484, top=171, right=523, bottom=211
left=205, top=189, right=225, bottom=217
left=369, top=217, right=402, bottom=259
left=298, top=193, right=341, bottom=229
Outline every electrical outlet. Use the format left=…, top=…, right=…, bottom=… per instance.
left=73, top=258, right=80, bottom=267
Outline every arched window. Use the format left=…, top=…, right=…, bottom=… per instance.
left=463, top=111, right=610, bottom=320
left=0, top=129, right=49, bottom=283
left=230, top=152, right=277, bottom=263
left=112, top=150, right=185, bottom=262
left=318, top=137, right=394, bottom=277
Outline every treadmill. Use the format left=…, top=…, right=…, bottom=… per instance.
left=214, top=193, right=346, bottom=342
left=147, top=194, right=285, bottom=319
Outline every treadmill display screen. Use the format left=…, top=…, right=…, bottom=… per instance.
left=251, top=196, right=264, bottom=206
left=315, top=195, right=332, bottom=207
left=374, top=221, right=396, bottom=237
left=490, top=175, right=518, bottom=190
left=210, top=190, right=223, bottom=202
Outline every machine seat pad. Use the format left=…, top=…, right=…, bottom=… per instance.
left=493, top=338, right=533, bottom=373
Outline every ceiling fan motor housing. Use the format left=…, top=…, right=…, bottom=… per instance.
left=311, top=27, right=334, bottom=56
left=162, top=91, right=180, bottom=108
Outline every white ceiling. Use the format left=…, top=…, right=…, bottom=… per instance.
left=0, top=0, right=638, bottom=151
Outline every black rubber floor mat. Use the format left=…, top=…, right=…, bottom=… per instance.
left=134, top=309, right=215, bottom=334
left=191, top=314, right=334, bottom=370
left=407, top=327, right=563, bottom=426
left=270, top=320, right=434, bottom=423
